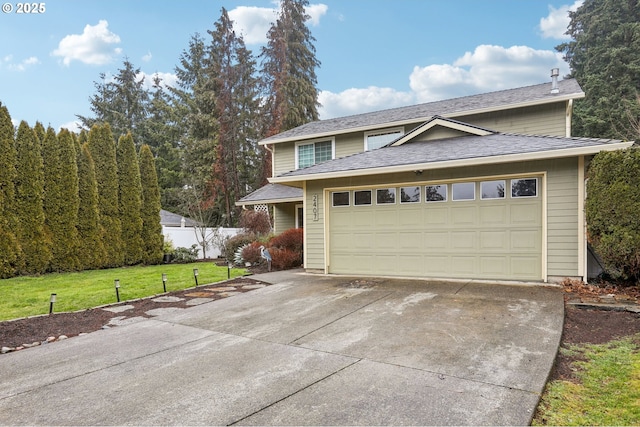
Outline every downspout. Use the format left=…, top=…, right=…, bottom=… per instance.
left=566, top=99, right=573, bottom=137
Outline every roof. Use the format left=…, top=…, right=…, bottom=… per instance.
left=160, top=209, right=201, bottom=227
left=269, top=133, right=632, bottom=184
left=235, top=183, right=303, bottom=206
left=260, top=78, right=584, bottom=145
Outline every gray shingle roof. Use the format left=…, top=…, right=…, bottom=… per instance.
left=160, top=209, right=201, bottom=227
left=275, top=133, right=625, bottom=179
left=261, top=79, right=583, bottom=144
left=236, top=183, right=303, bottom=205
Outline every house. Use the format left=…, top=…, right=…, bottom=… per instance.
left=237, top=71, right=633, bottom=282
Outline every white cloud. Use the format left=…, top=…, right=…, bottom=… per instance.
left=228, top=6, right=277, bottom=44
left=58, top=120, right=84, bottom=133
left=539, top=0, right=583, bottom=40
left=4, top=55, right=40, bottom=71
left=228, top=3, right=327, bottom=44
left=142, top=51, right=152, bottom=62
left=137, top=71, right=178, bottom=90
left=319, top=44, right=570, bottom=119
left=319, top=87, right=415, bottom=119
left=52, top=20, right=122, bottom=66
left=306, top=3, right=328, bottom=26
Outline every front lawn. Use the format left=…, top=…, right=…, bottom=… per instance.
left=533, top=333, right=640, bottom=425
left=0, top=263, right=246, bottom=321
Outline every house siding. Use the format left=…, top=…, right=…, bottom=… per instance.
left=274, top=203, right=296, bottom=234
left=303, top=157, right=581, bottom=280
left=458, top=103, right=567, bottom=137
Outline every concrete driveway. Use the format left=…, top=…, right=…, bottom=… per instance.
left=0, top=270, right=563, bottom=426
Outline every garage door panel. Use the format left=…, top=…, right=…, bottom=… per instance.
left=353, top=233, right=375, bottom=249
left=424, top=256, right=450, bottom=274
left=373, top=255, right=399, bottom=274
left=510, top=230, right=540, bottom=251
left=397, top=255, right=424, bottom=275
left=451, top=231, right=476, bottom=249
left=510, top=204, right=540, bottom=225
left=451, top=256, right=477, bottom=274
left=424, top=232, right=448, bottom=249
left=375, top=210, right=397, bottom=226
left=424, top=207, right=448, bottom=225
left=451, top=206, right=477, bottom=225
left=480, top=256, right=508, bottom=276
left=398, top=208, right=422, bottom=226
left=480, top=231, right=507, bottom=249
left=398, top=232, right=423, bottom=250
left=375, top=232, right=398, bottom=250
left=511, top=257, right=541, bottom=277
left=479, top=205, right=507, bottom=224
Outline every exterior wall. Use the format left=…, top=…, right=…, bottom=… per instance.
left=274, top=202, right=296, bottom=234
left=304, top=157, right=580, bottom=280
left=273, top=141, right=296, bottom=176
left=457, top=103, right=567, bottom=137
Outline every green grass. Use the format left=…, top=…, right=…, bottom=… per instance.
left=0, top=263, right=247, bottom=321
left=533, top=333, right=640, bottom=426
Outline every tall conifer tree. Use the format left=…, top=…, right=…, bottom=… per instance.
left=88, top=123, right=123, bottom=267
left=139, top=144, right=164, bottom=264
left=15, top=121, right=50, bottom=274
left=117, top=132, right=144, bottom=265
left=76, top=142, right=105, bottom=270
left=43, top=127, right=80, bottom=271
left=0, top=104, right=22, bottom=278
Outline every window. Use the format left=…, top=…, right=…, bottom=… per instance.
left=511, top=178, right=538, bottom=198
left=481, top=180, right=505, bottom=199
left=400, top=186, right=421, bottom=203
left=365, top=128, right=403, bottom=151
left=297, top=140, right=333, bottom=169
left=425, top=185, right=447, bottom=202
left=376, top=188, right=396, bottom=204
left=332, top=191, right=350, bottom=207
left=354, top=190, right=372, bottom=206
left=452, top=182, right=475, bottom=201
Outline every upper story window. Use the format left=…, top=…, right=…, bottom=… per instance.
left=364, top=128, right=404, bottom=151
left=296, top=139, right=334, bottom=169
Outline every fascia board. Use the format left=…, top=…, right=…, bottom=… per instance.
left=268, top=141, right=632, bottom=184
left=390, top=119, right=493, bottom=146
left=259, top=92, right=585, bottom=146
left=235, top=195, right=303, bottom=207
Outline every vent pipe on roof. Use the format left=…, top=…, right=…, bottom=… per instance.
left=550, top=68, right=560, bottom=94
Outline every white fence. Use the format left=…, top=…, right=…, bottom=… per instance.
left=162, top=226, right=241, bottom=259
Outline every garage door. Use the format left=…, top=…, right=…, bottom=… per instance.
left=328, top=177, right=542, bottom=281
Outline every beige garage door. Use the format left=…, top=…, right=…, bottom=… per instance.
left=328, top=177, right=543, bottom=281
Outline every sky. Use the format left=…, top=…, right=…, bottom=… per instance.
left=0, top=0, right=583, bottom=132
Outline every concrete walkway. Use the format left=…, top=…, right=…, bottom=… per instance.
left=0, top=271, right=564, bottom=426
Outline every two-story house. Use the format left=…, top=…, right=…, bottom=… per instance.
left=237, top=71, right=632, bottom=283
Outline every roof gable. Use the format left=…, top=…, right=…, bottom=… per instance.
left=389, top=116, right=495, bottom=146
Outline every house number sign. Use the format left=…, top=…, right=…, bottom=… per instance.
left=312, top=194, right=319, bottom=221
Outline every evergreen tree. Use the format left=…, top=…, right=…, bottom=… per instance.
left=139, top=144, right=164, bottom=264
left=116, top=132, right=144, bottom=265
left=88, top=123, right=123, bottom=267
left=33, top=121, right=45, bottom=146
left=43, top=127, right=80, bottom=271
left=260, top=0, right=320, bottom=137
left=78, top=59, right=150, bottom=145
left=557, top=0, right=640, bottom=139
left=0, top=104, right=22, bottom=278
left=147, top=75, right=185, bottom=213
left=76, top=142, right=105, bottom=270
left=207, top=7, right=262, bottom=226
left=14, top=121, right=50, bottom=274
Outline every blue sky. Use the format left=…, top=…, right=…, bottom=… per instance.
left=0, top=0, right=582, bottom=132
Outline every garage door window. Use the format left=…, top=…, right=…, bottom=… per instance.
left=511, top=178, right=538, bottom=198
left=425, top=184, right=447, bottom=202
left=481, top=180, right=505, bottom=199
left=376, top=188, right=396, bottom=204
left=400, top=186, right=421, bottom=203
left=332, top=191, right=350, bottom=207
left=354, top=190, right=372, bottom=206
left=452, top=182, right=475, bottom=201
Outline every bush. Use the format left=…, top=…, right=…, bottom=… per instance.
left=171, top=245, right=199, bottom=263
left=269, top=247, right=302, bottom=270
left=586, top=148, right=640, bottom=281
left=239, top=209, right=271, bottom=235
left=224, top=232, right=256, bottom=263
left=241, top=242, right=263, bottom=265
left=269, top=228, right=303, bottom=252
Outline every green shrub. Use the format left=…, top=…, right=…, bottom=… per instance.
left=171, top=245, right=199, bottom=263
left=586, top=148, right=640, bottom=281
left=224, top=232, right=256, bottom=263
